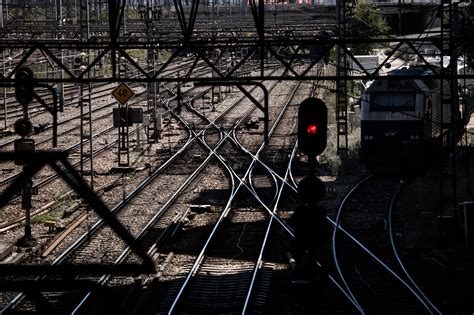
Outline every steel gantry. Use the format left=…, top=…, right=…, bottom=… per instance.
left=79, top=0, right=95, bottom=188
left=335, top=0, right=348, bottom=153
left=1, top=0, right=472, bottom=216
left=0, top=0, right=472, bottom=311
left=439, top=0, right=460, bottom=240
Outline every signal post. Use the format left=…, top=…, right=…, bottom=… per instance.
left=289, top=97, right=328, bottom=312
left=14, top=67, right=37, bottom=246
left=294, top=97, right=328, bottom=263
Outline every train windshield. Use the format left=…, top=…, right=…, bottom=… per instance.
left=370, top=92, right=415, bottom=111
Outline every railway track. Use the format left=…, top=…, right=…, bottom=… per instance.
left=331, top=175, right=441, bottom=314
left=49, top=69, right=292, bottom=314
left=153, top=65, right=360, bottom=314
left=0, top=71, right=215, bottom=231
left=0, top=59, right=364, bottom=315
left=143, top=72, right=310, bottom=313
left=0, top=63, right=362, bottom=314
left=0, top=100, right=200, bottom=312
left=0, top=65, right=432, bottom=311
left=0, top=81, right=117, bottom=124
left=0, top=66, right=278, bottom=314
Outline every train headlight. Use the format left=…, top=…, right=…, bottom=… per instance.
left=364, top=136, right=374, bottom=141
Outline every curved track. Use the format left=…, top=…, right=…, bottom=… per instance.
left=331, top=175, right=441, bottom=314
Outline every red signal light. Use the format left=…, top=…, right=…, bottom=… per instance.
left=298, top=97, right=327, bottom=156
left=307, top=124, right=317, bottom=135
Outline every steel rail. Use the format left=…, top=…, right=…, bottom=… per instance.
left=49, top=117, right=198, bottom=267
left=165, top=76, right=285, bottom=313
left=0, top=85, right=148, bottom=149
left=0, top=94, right=145, bottom=187
left=0, top=81, right=112, bottom=122
left=330, top=176, right=435, bottom=314
left=238, top=80, right=301, bottom=206
left=198, top=84, right=358, bottom=313
left=281, top=132, right=438, bottom=313
left=0, top=112, right=145, bottom=204
left=240, top=81, right=302, bottom=312
left=165, top=122, right=255, bottom=314
left=191, top=78, right=296, bottom=235
left=241, top=78, right=364, bottom=314
left=0, top=56, right=203, bottom=131
left=0, top=94, right=196, bottom=313
left=284, top=165, right=440, bottom=314
left=167, top=75, right=305, bottom=312
left=158, top=86, right=276, bottom=313
left=69, top=82, right=242, bottom=313
left=388, top=182, right=442, bottom=314
left=71, top=115, right=234, bottom=314
left=232, top=63, right=326, bottom=198
left=244, top=138, right=364, bottom=314
left=331, top=175, right=372, bottom=312
left=195, top=99, right=296, bottom=237
left=217, top=70, right=437, bottom=311
left=0, top=73, right=211, bottom=192
left=0, top=122, right=150, bottom=232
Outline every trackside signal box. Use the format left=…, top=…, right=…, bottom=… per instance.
left=298, top=98, right=327, bottom=157
left=14, top=138, right=35, bottom=165
left=113, top=107, right=143, bottom=127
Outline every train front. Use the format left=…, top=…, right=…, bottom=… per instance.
left=359, top=75, right=429, bottom=174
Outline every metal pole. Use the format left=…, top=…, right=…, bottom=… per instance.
left=398, top=0, right=402, bottom=36
left=1, top=1, right=5, bottom=130
left=56, top=0, right=60, bottom=21
left=57, top=0, right=64, bottom=112
left=87, top=0, right=94, bottom=190
left=0, top=0, right=3, bottom=28
left=123, top=2, right=127, bottom=35
left=2, top=51, right=7, bottom=129
left=22, top=177, right=33, bottom=240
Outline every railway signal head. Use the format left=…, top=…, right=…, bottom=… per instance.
left=74, top=52, right=87, bottom=71
left=14, top=118, right=33, bottom=137
left=298, top=97, right=327, bottom=157
left=15, top=67, right=34, bottom=105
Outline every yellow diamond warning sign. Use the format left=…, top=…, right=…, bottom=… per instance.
left=112, top=83, right=135, bottom=105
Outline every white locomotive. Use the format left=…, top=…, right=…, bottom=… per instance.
left=359, top=66, right=458, bottom=173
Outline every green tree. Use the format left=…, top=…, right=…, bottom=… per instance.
left=347, top=3, right=391, bottom=55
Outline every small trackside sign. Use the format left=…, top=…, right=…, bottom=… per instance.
left=112, top=82, right=135, bottom=105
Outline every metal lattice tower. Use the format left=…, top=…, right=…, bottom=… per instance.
left=79, top=0, right=94, bottom=189
left=336, top=0, right=348, bottom=153
left=146, top=0, right=159, bottom=143
left=439, top=0, right=459, bottom=233
left=117, top=38, right=130, bottom=167
left=117, top=60, right=131, bottom=167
